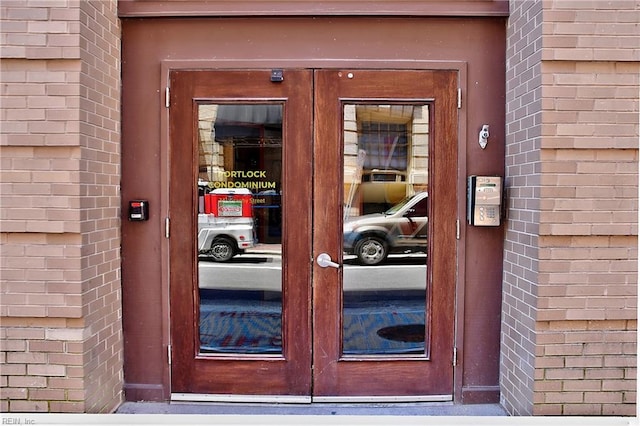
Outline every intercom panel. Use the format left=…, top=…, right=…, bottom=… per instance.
left=128, top=200, right=149, bottom=221
left=467, top=176, right=502, bottom=226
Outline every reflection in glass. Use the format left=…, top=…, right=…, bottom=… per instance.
left=342, top=104, right=429, bottom=356
left=196, top=104, right=283, bottom=354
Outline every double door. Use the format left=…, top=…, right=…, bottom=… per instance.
left=169, top=69, right=457, bottom=400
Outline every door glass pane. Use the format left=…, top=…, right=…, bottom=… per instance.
left=342, top=104, right=429, bottom=356
left=197, top=103, right=283, bottom=355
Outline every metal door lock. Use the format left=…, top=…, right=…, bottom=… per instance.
left=317, top=253, right=340, bottom=269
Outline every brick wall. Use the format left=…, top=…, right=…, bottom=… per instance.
left=0, top=0, right=122, bottom=413
left=502, top=0, right=543, bottom=415
left=503, top=0, right=638, bottom=415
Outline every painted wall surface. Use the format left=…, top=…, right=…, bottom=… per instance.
left=120, top=17, right=507, bottom=401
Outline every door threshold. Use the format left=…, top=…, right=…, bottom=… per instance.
left=171, top=393, right=311, bottom=404
left=171, top=393, right=452, bottom=404
left=313, top=395, right=452, bottom=403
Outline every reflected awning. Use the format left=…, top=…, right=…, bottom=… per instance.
left=213, top=105, right=282, bottom=141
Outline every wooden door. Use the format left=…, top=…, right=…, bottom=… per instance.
left=312, top=69, right=457, bottom=399
left=169, top=69, right=313, bottom=398
left=168, top=69, right=457, bottom=400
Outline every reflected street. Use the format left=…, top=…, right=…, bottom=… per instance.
left=198, top=248, right=427, bottom=355
left=199, top=251, right=427, bottom=292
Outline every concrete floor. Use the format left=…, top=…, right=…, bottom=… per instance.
left=116, top=401, right=508, bottom=416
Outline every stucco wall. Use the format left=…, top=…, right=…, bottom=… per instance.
left=0, top=0, right=123, bottom=413
left=503, top=0, right=638, bottom=416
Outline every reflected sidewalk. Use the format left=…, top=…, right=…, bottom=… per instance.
left=247, top=243, right=282, bottom=255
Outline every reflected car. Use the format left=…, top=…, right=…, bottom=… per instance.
left=343, top=192, right=428, bottom=265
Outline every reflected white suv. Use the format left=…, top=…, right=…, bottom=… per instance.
left=343, top=192, right=428, bottom=265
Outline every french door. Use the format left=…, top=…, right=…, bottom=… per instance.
left=168, top=69, right=457, bottom=400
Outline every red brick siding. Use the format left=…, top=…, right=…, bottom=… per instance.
left=504, top=0, right=638, bottom=416
left=502, top=0, right=543, bottom=415
left=0, top=0, right=122, bottom=413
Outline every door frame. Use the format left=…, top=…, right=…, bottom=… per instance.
left=159, top=60, right=469, bottom=402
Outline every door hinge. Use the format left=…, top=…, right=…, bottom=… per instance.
left=457, top=88, right=462, bottom=109
left=167, top=344, right=172, bottom=365
left=456, top=219, right=460, bottom=240
left=165, top=217, right=170, bottom=239
left=165, top=87, right=170, bottom=108
left=453, top=347, right=458, bottom=367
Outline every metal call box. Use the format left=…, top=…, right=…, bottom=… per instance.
left=467, top=176, right=502, bottom=226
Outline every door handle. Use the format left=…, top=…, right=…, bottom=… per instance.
left=317, top=253, right=340, bottom=269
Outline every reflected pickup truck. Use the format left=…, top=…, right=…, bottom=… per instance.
left=198, top=214, right=255, bottom=262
